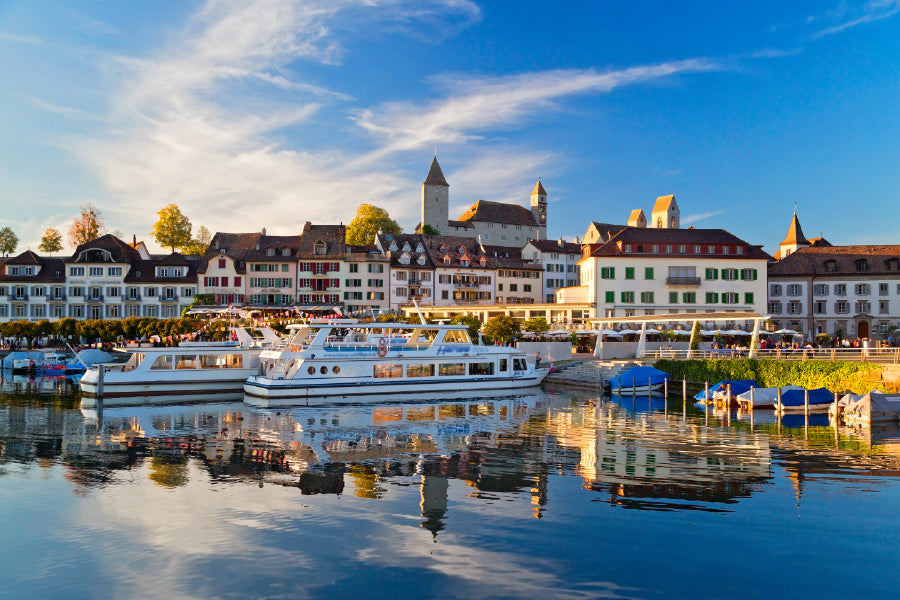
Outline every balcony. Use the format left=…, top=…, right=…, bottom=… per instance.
left=12, top=295, right=28, bottom=302
left=161, top=296, right=179, bottom=303
left=665, top=277, right=701, bottom=287
left=125, top=295, right=142, bottom=302
left=49, top=295, right=67, bottom=302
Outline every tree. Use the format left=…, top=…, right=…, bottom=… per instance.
left=419, top=224, right=440, bottom=235
left=152, top=204, right=192, bottom=252
left=522, top=317, right=550, bottom=337
left=182, top=225, right=211, bottom=255
left=68, top=203, right=105, bottom=247
left=346, top=204, right=401, bottom=245
left=483, top=315, right=520, bottom=343
left=451, top=315, right=482, bottom=342
left=0, top=226, right=18, bottom=256
left=38, top=227, right=64, bottom=255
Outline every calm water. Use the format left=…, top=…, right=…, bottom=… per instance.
left=2, top=373, right=900, bottom=599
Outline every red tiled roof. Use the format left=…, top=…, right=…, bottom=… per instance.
left=769, top=245, right=900, bottom=277
left=456, top=200, right=538, bottom=227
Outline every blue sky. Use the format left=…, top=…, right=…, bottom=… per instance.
left=0, top=0, right=898, bottom=255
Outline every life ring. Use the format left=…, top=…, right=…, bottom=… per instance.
left=378, top=337, right=387, bottom=347
left=376, top=346, right=388, bottom=358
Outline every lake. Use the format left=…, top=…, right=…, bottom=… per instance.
left=2, top=373, right=899, bottom=599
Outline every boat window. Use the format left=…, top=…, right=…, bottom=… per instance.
left=374, top=364, right=403, bottom=378
left=175, top=355, right=197, bottom=370
left=407, top=364, right=435, bottom=377
left=332, top=365, right=341, bottom=374
left=443, top=330, right=471, bottom=343
left=199, top=355, right=221, bottom=369
left=499, top=358, right=508, bottom=371
left=222, top=354, right=243, bottom=369
left=469, top=362, right=494, bottom=376
left=307, top=366, right=316, bottom=375
left=513, top=358, right=527, bottom=371
left=320, top=366, right=328, bottom=375
left=124, top=353, right=145, bottom=371
left=438, top=363, right=466, bottom=376
left=150, top=355, right=174, bottom=370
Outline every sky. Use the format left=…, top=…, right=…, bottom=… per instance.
left=0, top=0, right=898, bottom=256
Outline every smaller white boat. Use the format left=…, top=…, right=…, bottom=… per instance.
left=831, top=391, right=900, bottom=424
left=735, top=385, right=804, bottom=410
left=12, top=352, right=84, bottom=374
left=79, top=327, right=278, bottom=408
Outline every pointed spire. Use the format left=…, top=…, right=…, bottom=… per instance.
left=424, top=156, right=448, bottom=186
left=532, top=179, right=547, bottom=196
left=781, top=211, right=809, bottom=247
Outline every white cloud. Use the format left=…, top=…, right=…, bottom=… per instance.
left=0, top=32, right=42, bottom=44
left=682, top=210, right=725, bottom=225
left=810, top=0, right=900, bottom=38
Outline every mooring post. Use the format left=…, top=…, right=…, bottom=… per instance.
left=777, top=387, right=782, bottom=433
left=96, top=364, right=105, bottom=421
left=804, top=388, right=810, bottom=419
left=704, top=381, right=709, bottom=425
left=664, top=378, right=669, bottom=413
left=682, top=379, right=687, bottom=419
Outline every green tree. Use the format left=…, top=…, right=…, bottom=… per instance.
left=152, top=204, right=193, bottom=252
left=450, top=315, right=482, bottom=341
left=689, top=321, right=701, bottom=351
left=346, top=204, right=401, bottom=245
left=182, top=225, right=211, bottom=255
left=0, top=226, right=18, bottom=256
left=419, top=224, right=440, bottom=235
left=522, top=317, right=550, bottom=337
left=68, top=203, right=105, bottom=247
left=483, top=315, right=520, bottom=343
left=55, top=318, right=78, bottom=341
left=38, top=227, right=64, bottom=255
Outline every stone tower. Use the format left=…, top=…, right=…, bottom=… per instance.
left=779, top=210, right=810, bottom=258
left=421, top=157, right=449, bottom=235
left=530, top=180, right=548, bottom=229
left=651, top=194, right=680, bottom=229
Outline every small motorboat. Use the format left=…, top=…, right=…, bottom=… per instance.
left=695, top=380, right=759, bottom=405
left=608, top=366, right=668, bottom=394
left=774, top=387, right=835, bottom=413
left=831, top=391, right=900, bottom=424
left=735, top=385, right=804, bottom=410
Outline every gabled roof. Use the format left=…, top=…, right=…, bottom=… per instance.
left=424, top=157, right=449, bottom=186
left=125, top=260, right=198, bottom=283
left=245, top=235, right=303, bottom=262
left=652, top=194, right=677, bottom=213
left=6, top=250, right=42, bottom=265
left=584, top=226, right=771, bottom=260
left=769, top=245, right=900, bottom=277
left=198, top=232, right=262, bottom=274
left=375, top=233, right=434, bottom=268
left=0, top=255, right=66, bottom=283
left=421, top=234, right=494, bottom=269
left=456, top=200, right=538, bottom=227
left=155, top=252, right=190, bottom=266
left=298, top=224, right=349, bottom=259
left=532, top=180, right=547, bottom=196
left=780, top=212, right=809, bottom=247
left=525, top=239, right=581, bottom=255
left=584, top=222, right=628, bottom=243
left=69, top=234, right=144, bottom=263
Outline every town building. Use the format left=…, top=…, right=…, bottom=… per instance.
left=560, top=226, right=770, bottom=324
left=418, top=156, right=548, bottom=246
left=375, top=233, right=436, bottom=311
left=522, top=239, right=581, bottom=303
left=0, top=234, right=198, bottom=322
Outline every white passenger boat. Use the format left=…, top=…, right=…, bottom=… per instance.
left=243, top=320, right=548, bottom=407
left=79, top=328, right=278, bottom=408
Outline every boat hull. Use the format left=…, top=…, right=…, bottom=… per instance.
left=80, top=369, right=258, bottom=407
left=243, top=373, right=547, bottom=407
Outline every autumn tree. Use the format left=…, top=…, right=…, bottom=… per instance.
left=68, top=203, right=105, bottom=247
left=450, top=315, right=482, bottom=342
left=483, top=315, right=520, bottom=343
left=38, top=227, right=64, bottom=255
left=522, top=317, right=550, bottom=336
left=0, top=226, right=18, bottom=256
left=152, top=204, right=192, bottom=252
left=346, top=204, right=401, bottom=245
left=182, top=225, right=212, bottom=255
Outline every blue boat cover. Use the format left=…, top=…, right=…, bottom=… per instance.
left=779, top=387, right=834, bottom=407
left=694, top=380, right=759, bottom=401
left=610, top=366, right=669, bottom=389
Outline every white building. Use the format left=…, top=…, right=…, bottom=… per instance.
left=522, top=239, right=581, bottom=303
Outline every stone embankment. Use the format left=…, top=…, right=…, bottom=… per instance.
left=543, top=359, right=639, bottom=389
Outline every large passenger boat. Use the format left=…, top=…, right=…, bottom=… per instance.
left=79, top=328, right=278, bottom=407
left=243, top=320, right=548, bottom=407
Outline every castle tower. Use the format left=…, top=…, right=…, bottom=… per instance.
left=421, top=157, right=449, bottom=235
left=651, top=194, right=680, bottom=229
left=530, top=180, right=548, bottom=228
left=779, top=209, right=810, bottom=258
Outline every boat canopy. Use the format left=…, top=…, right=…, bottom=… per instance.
left=779, top=387, right=834, bottom=407
left=695, top=380, right=759, bottom=401
left=609, top=366, right=668, bottom=389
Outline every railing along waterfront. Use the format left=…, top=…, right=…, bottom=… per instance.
left=640, top=347, right=900, bottom=363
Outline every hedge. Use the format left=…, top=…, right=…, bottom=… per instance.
left=653, top=359, right=887, bottom=394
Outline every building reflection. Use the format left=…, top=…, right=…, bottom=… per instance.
left=6, top=388, right=900, bottom=526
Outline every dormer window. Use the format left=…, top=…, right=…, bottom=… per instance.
left=825, top=260, right=836, bottom=272
left=282, top=248, right=290, bottom=257
left=314, top=241, right=327, bottom=255
left=443, top=255, right=451, bottom=265
left=402, top=242, right=412, bottom=252
left=398, top=252, right=410, bottom=265
left=416, top=243, right=425, bottom=253
left=855, top=259, right=868, bottom=272
left=266, top=248, right=275, bottom=256
left=440, top=245, right=448, bottom=254
left=887, top=259, right=900, bottom=272
left=389, top=241, right=398, bottom=252
left=460, top=258, right=470, bottom=267
left=458, top=245, right=467, bottom=254
left=416, top=255, right=426, bottom=266
left=479, top=257, right=487, bottom=266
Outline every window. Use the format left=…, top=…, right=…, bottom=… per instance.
left=644, top=267, right=654, bottom=280
left=788, top=301, right=803, bottom=314
left=723, top=292, right=738, bottom=304
left=856, top=284, right=870, bottom=296
left=835, top=301, right=849, bottom=314
left=814, top=301, right=827, bottom=314
left=600, top=267, right=615, bottom=279
left=705, top=292, right=719, bottom=304
left=625, top=267, right=635, bottom=279
left=705, top=268, right=718, bottom=280
left=825, top=260, right=836, bottom=272
left=880, top=283, right=889, bottom=296
left=856, top=301, right=871, bottom=314
left=769, top=301, right=782, bottom=314
left=640, top=291, right=654, bottom=303
left=438, top=363, right=466, bottom=376
left=682, top=292, right=696, bottom=304
left=721, top=268, right=738, bottom=281
left=407, top=364, right=434, bottom=377
left=770, top=284, right=782, bottom=296
left=89, top=267, right=103, bottom=276
left=107, top=267, right=122, bottom=277
left=787, top=284, right=802, bottom=296
left=669, top=291, right=678, bottom=304
left=814, top=284, right=829, bottom=296
left=621, top=291, right=635, bottom=303
left=855, top=259, right=868, bottom=272
left=835, top=284, right=847, bottom=296
left=69, top=267, right=84, bottom=276
left=740, top=268, right=757, bottom=280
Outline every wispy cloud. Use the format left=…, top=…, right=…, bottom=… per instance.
left=354, top=59, right=722, bottom=158
left=682, top=210, right=725, bottom=225
left=810, top=0, right=900, bottom=38
left=0, top=32, right=42, bottom=44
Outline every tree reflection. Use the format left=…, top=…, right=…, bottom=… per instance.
left=148, top=455, right=189, bottom=488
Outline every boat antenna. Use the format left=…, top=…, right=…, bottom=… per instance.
left=412, top=297, right=426, bottom=325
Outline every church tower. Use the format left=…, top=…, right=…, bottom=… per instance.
left=421, top=157, right=449, bottom=235
left=778, top=209, right=810, bottom=259
left=651, top=194, right=680, bottom=229
left=530, top=180, right=548, bottom=230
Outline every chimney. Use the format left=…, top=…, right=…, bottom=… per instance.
left=261, top=227, right=266, bottom=236
left=133, top=234, right=137, bottom=246
left=574, top=236, right=580, bottom=244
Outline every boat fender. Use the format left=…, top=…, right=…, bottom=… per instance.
left=377, top=346, right=388, bottom=358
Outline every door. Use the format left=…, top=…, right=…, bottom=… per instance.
left=858, top=320, right=869, bottom=339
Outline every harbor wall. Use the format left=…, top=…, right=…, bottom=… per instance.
left=516, top=342, right=573, bottom=362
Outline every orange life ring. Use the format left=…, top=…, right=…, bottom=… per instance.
left=376, top=346, right=388, bottom=358
left=378, top=337, right=387, bottom=347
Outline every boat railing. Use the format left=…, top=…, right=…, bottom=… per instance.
left=638, top=347, right=900, bottom=363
